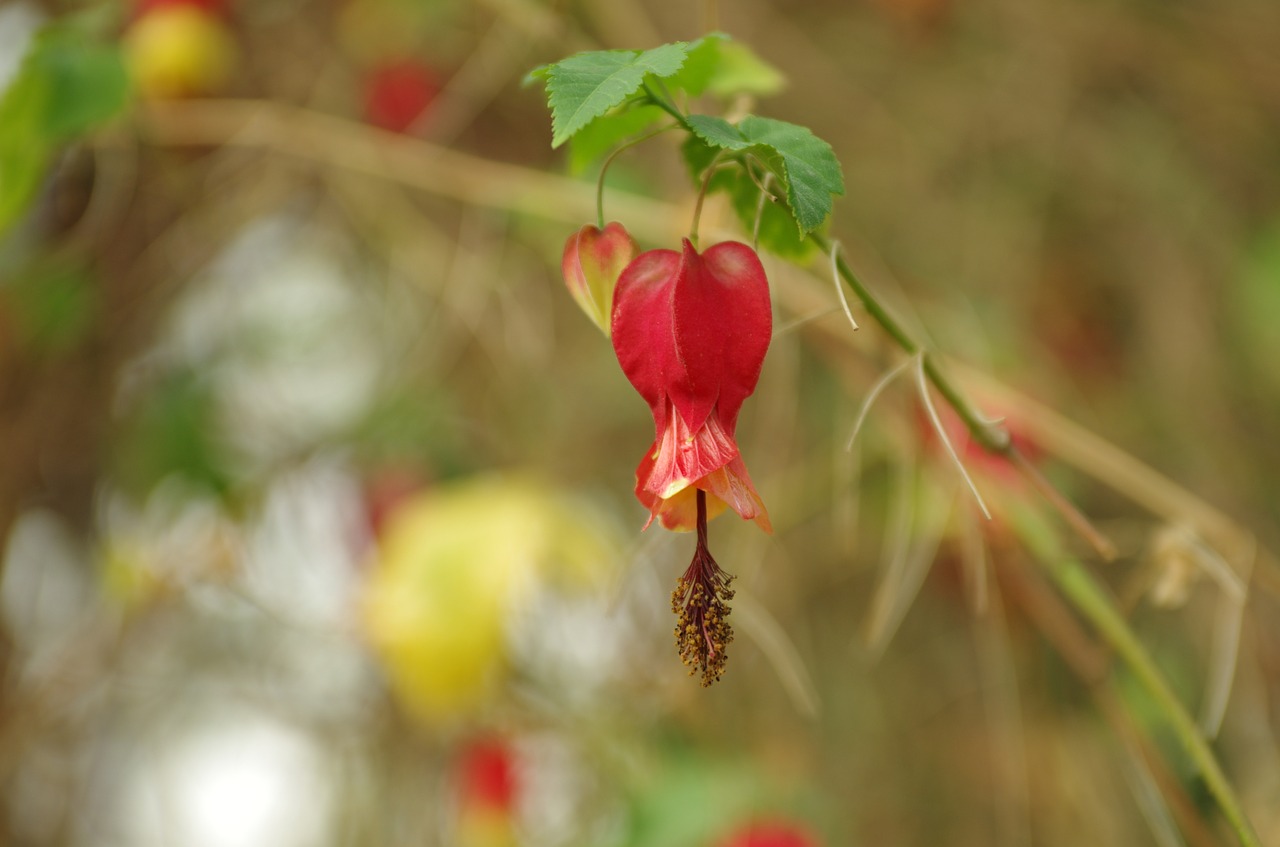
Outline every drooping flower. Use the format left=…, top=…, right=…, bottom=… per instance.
left=610, top=238, right=773, bottom=684
left=561, top=222, right=637, bottom=335
left=611, top=238, right=773, bottom=533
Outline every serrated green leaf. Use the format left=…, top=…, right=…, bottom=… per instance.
left=738, top=115, right=844, bottom=235
left=545, top=43, right=690, bottom=148
left=684, top=114, right=844, bottom=237
left=566, top=105, right=668, bottom=175
left=680, top=135, right=817, bottom=258
left=680, top=136, right=815, bottom=259
left=685, top=114, right=752, bottom=151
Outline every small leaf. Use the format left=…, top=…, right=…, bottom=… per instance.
left=567, top=104, right=667, bottom=175
left=522, top=63, right=551, bottom=86
left=704, top=42, right=785, bottom=97
left=665, top=36, right=785, bottom=100
left=3, top=261, right=98, bottom=354
left=0, top=26, right=131, bottom=234
left=681, top=136, right=815, bottom=259
left=664, top=32, right=729, bottom=97
left=111, top=368, right=234, bottom=500
left=685, top=114, right=752, bottom=151
left=0, top=69, right=51, bottom=233
left=545, top=43, right=690, bottom=148
left=684, top=114, right=844, bottom=237
left=38, top=34, right=130, bottom=139
left=738, top=116, right=844, bottom=235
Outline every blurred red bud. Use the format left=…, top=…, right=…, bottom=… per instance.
left=134, top=0, right=227, bottom=21
left=364, top=60, right=441, bottom=133
left=719, top=820, right=822, bottom=847
left=457, top=737, right=518, bottom=813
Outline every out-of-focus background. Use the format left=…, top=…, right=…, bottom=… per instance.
left=2, top=1, right=1280, bottom=845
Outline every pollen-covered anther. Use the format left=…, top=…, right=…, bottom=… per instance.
left=670, top=491, right=736, bottom=686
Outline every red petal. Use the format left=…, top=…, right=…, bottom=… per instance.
left=634, top=449, right=730, bottom=532
left=640, top=400, right=739, bottom=500
left=696, top=455, right=771, bottom=533
left=674, top=240, right=773, bottom=432
left=632, top=402, right=771, bottom=533
left=612, top=240, right=771, bottom=434
left=610, top=247, right=682, bottom=429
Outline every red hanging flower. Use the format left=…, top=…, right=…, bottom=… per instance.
left=610, top=238, right=773, bottom=685
left=611, top=239, right=772, bottom=533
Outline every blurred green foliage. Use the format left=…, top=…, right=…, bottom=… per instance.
left=0, top=24, right=129, bottom=232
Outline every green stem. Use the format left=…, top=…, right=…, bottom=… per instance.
left=595, top=126, right=675, bottom=229
left=809, top=218, right=1258, bottom=842
left=808, top=232, right=1010, bottom=454
left=1021, top=543, right=1261, bottom=846
left=689, top=153, right=726, bottom=249
left=642, top=81, right=687, bottom=126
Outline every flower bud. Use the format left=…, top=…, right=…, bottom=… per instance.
left=561, top=222, right=637, bottom=335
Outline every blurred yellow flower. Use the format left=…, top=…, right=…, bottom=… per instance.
left=360, top=476, right=616, bottom=724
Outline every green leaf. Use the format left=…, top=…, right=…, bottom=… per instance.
left=680, top=135, right=816, bottom=259
left=37, top=34, right=130, bottom=140
left=544, top=43, right=690, bottom=148
left=112, top=368, right=235, bottom=500
left=738, top=116, right=844, bottom=234
left=739, top=179, right=819, bottom=260
left=663, top=33, right=729, bottom=97
left=680, top=132, right=721, bottom=181
left=704, top=41, right=785, bottom=97
left=0, top=26, right=131, bottom=234
left=2, top=261, right=98, bottom=354
left=685, top=114, right=753, bottom=151
left=0, top=69, right=51, bottom=233
left=666, top=35, right=785, bottom=99
left=630, top=758, right=769, bottom=847
left=684, top=114, right=844, bottom=237
left=566, top=104, right=667, bottom=175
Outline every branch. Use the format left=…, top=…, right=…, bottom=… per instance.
left=1016, top=509, right=1262, bottom=847
left=132, top=99, right=684, bottom=241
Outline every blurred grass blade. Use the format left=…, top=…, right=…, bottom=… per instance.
left=1199, top=537, right=1252, bottom=737
left=973, top=588, right=1031, bottom=847
left=1118, top=729, right=1187, bottom=847
left=735, top=589, right=820, bottom=718
left=865, top=458, right=953, bottom=658
left=916, top=354, right=990, bottom=520
left=959, top=509, right=990, bottom=616
left=845, top=355, right=912, bottom=452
